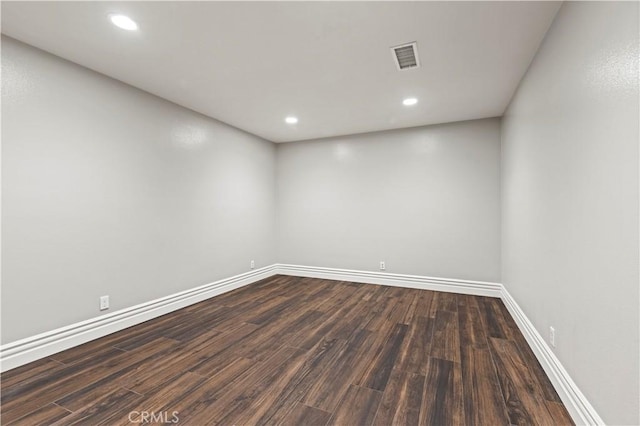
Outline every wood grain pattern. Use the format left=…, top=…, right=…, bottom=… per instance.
left=123, top=358, right=254, bottom=426
left=460, top=347, right=510, bottom=425
left=50, top=387, right=143, bottom=426
left=373, top=368, right=424, bottom=426
left=489, top=337, right=558, bottom=425
left=328, top=385, right=382, bottom=426
left=1, top=275, right=573, bottom=425
left=458, top=302, right=489, bottom=350
left=237, top=338, right=348, bottom=425
left=6, top=403, right=71, bottom=426
left=546, top=401, right=576, bottom=425
left=278, top=402, right=331, bottom=426
left=2, top=338, right=177, bottom=424
left=301, top=328, right=373, bottom=412
left=430, top=310, right=461, bottom=362
left=355, top=323, right=408, bottom=391
left=420, top=357, right=465, bottom=425
left=395, top=315, right=434, bottom=375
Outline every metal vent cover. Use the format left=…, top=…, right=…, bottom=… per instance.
left=391, top=42, right=420, bottom=70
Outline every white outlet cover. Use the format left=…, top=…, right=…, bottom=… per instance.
left=100, top=295, right=109, bottom=311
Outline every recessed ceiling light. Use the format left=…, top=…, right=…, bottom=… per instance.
left=109, top=14, right=138, bottom=31
left=285, top=116, right=298, bottom=124
left=403, top=98, right=418, bottom=106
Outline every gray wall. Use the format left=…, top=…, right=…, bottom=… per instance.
left=1, top=37, right=277, bottom=343
left=277, top=118, right=501, bottom=282
left=501, top=2, right=639, bottom=424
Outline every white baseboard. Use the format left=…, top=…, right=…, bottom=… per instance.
left=0, top=264, right=278, bottom=372
left=1, top=262, right=603, bottom=425
left=275, top=263, right=503, bottom=297
left=500, top=287, right=604, bottom=425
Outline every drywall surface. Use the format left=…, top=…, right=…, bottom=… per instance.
left=501, top=2, right=639, bottom=424
left=277, top=118, right=501, bottom=282
left=1, top=37, right=277, bottom=343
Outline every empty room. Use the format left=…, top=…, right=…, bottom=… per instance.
left=1, top=1, right=638, bottom=425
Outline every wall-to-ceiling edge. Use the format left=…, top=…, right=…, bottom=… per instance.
left=0, top=265, right=603, bottom=425
left=500, top=2, right=638, bottom=424
left=1, top=36, right=278, bottom=344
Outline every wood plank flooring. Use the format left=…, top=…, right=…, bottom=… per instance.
left=1, top=275, right=573, bottom=425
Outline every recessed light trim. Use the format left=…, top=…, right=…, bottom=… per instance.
left=109, top=14, right=138, bottom=31
left=403, top=98, right=418, bottom=106
left=285, top=116, right=298, bottom=124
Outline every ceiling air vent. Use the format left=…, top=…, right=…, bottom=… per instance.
left=391, top=42, right=420, bottom=71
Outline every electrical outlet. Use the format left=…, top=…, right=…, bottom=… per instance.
left=250, top=260, right=255, bottom=269
left=100, top=295, right=110, bottom=311
left=380, top=261, right=386, bottom=271
left=549, top=326, right=555, bottom=347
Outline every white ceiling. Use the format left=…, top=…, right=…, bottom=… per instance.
left=1, top=1, right=560, bottom=143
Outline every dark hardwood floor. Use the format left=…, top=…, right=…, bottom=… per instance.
left=1, top=275, right=573, bottom=425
